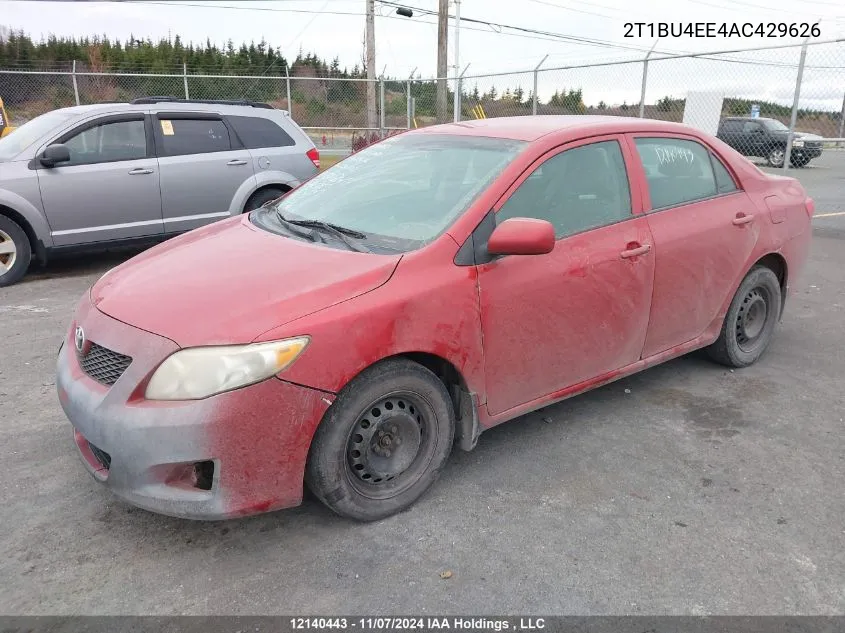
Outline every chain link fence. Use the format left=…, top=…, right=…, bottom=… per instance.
left=1, top=39, right=843, bottom=160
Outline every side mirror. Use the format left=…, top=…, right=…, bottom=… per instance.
left=39, top=144, right=71, bottom=167
left=487, top=217, right=555, bottom=257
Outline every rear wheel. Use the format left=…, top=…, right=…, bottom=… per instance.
left=767, top=147, right=785, bottom=167
left=706, top=266, right=782, bottom=368
left=243, top=187, right=285, bottom=213
left=306, top=359, right=455, bottom=521
left=0, top=215, right=31, bottom=288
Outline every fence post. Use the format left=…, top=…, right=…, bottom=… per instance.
left=455, top=64, right=470, bottom=123
left=838, top=90, right=845, bottom=147
left=285, top=65, right=292, bottom=117
left=638, top=40, right=660, bottom=118
left=532, top=54, right=548, bottom=116
left=379, top=77, right=385, bottom=138
left=183, top=63, right=189, bottom=99
left=406, top=67, right=417, bottom=130
left=72, top=60, right=80, bottom=106
left=783, top=39, right=809, bottom=171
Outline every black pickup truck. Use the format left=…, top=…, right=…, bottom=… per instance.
left=716, top=117, right=823, bottom=168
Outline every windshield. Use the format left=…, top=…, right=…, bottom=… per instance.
left=252, top=133, right=526, bottom=252
left=762, top=119, right=789, bottom=132
left=0, top=111, right=73, bottom=161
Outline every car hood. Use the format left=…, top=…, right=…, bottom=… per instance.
left=91, top=216, right=401, bottom=347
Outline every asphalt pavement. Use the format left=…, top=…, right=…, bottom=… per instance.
left=1, top=231, right=843, bottom=614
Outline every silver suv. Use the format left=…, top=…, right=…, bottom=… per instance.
left=0, top=98, right=319, bottom=286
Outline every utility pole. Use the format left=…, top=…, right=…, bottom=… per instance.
left=436, top=0, right=449, bottom=123
left=365, top=0, right=377, bottom=131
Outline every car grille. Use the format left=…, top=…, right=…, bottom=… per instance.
left=79, top=342, right=132, bottom=386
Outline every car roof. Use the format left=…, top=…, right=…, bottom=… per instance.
left=52, top=102, right=288, bottom=117
left=412, top=115, right=713, bottom=142
left=722, top=116, right=773, bottom=122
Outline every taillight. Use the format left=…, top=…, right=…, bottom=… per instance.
left=306, top=147, right=320, bottom=169
left=805, top=197, right=815, bottom=217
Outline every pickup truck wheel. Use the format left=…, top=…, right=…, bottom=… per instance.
left=306, top=359, right=455, bottom=521
left=790, top=155, right=810, bottom=168
left=0, top=215, right=31, bottom=287
left=767, top=148, right=785, bottom=167
left=706, top=266, right=782, bottom=368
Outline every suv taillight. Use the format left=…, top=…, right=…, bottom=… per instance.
left=306, top=147, right=320, bottom=169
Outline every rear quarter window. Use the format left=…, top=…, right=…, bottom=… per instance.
left=228, top=115, right=296, bottom=149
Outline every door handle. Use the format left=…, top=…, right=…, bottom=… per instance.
left=128, top=167, right=154, bottom=175
left=732, top=213, right=754, bottom=226
left=227, top=159, right=248, bottom=166
left=620, top=243, right=651, bottom=259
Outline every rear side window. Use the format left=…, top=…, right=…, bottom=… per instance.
left=635, top=138, right=717, bottom=209
left=157, top=118, right=231, bottom=156
left=228, top=115, right=295, bottom=149
left=720, top=120, right=742, bottom=134
left=711, top=154, right=738, bottom=193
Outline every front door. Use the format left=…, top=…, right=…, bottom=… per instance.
left=152, top=113, right=256, bottom=234
left=36, top=114, right=163, bottom=247
left=629, top=134, right=760, bottom=357
left=477, top=136, right=655, bottom=416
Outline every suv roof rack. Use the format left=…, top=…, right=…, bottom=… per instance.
left=130, top=97, right=274, bottom=109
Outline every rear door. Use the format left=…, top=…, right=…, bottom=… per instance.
left=741, top=120, right=767, bottom=157
left=629, top=134, right=759, bottom=358
left=153, top=112, right=256, bottom=234
left=36, top=113, right=163, bottom=247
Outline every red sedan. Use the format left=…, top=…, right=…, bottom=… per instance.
left=56, top=116, right=813, bottom=521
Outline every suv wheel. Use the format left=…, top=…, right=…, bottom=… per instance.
left=767, top=147, right=785, bottom=167
left=0, top=215, right=31, bottom=287
left=244, top=187, right=285, bottom=213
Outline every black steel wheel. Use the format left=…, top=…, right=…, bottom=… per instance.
left=706, top=266, right=782, bottom=368
left=306, top=359, right=455, bottom=521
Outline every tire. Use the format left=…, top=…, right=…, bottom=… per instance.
left=790, top=155, right=810, bottom=168
left=767, top=147, right=785, bottom=167
left=706, top=266, right=782, bottom=368
left=0, top=215, right=31, bottom=288
left=243, top=187, right=284, bottom=212
left=306, top=359, right=455, bottom=521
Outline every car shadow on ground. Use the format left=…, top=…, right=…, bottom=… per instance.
left=23, top=248, right=146, bottom=284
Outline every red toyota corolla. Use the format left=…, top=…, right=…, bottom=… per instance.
left=57, top=116, right=813, bottom=521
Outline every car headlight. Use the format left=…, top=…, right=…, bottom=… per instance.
left=145, top=336, right=310, bottom=401
left=792, top=140, right=804, bottom=147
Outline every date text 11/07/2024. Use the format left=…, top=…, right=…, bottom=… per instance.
left=624, top=22, right=821, bottom=38
left=289, top=617, right=547, bottom=631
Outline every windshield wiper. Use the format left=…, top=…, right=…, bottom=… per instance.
left=273, top=209, right=369, bottom=252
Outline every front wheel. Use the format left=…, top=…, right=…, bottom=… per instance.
left=0, top=215, right=31, bottom=288
left=306, top=359, right=455, bottom=521
left=767, top=147, right=785, bottom=167
left=790, top=154, right=810, bottom=168
left=706, top=266, right=782, bottom=368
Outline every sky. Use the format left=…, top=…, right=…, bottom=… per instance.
left=2, top=0, right=845, bottom=109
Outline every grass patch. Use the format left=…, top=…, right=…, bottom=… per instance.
left=319, top=154, right=344, bottom=171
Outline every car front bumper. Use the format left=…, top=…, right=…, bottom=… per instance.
left=56, top=294, right=333, bottom=520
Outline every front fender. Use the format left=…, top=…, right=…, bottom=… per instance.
left=0, top=187, right=53, bottom=248
left=228, top=170, right=301, bottom=215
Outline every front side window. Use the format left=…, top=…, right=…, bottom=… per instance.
left=252, top=133, right=525, bottom=252
left=157, top=118, right=231, bottom=156
left=742, top=121, right=764, bottom=134
left=496, top=140, right=632, bottom=239
left=635, top=138, right=717, bottom=209
left=63, top=119, right=147, bottom=165
left=762, top=119, right=789, bottom=132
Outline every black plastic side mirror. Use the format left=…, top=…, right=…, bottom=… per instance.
left=39, top=144, right=71, bottom=167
